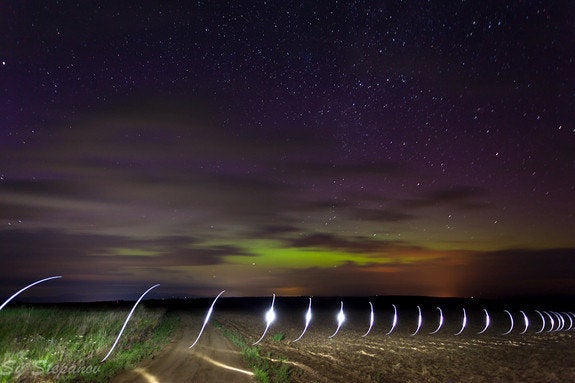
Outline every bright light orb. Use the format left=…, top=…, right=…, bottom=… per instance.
left=329, top=301, right=345, bottom=338
left=266, top=307, right=276, bottom=323
left=253, top=294, right=276, bottom=345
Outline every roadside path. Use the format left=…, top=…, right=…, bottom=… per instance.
left=111, top=313, right=253, bottom=383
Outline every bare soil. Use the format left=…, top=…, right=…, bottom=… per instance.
left=111, top=312, right=253, bottom=383
left=218, top=306, right=575, bottom=383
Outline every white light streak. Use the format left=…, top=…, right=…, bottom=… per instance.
left=361, top=301, right=374, bottom=337
left=329, top=301, right=345, bottom=338
left=477, top=309, right=490, bottom=335
left=0, top=276, right=62, bottom=311
left=562, top=312, right=573, bottom=331
left=455, top=308, right=467, bottom=336
left=193, top=352, right=254, bottom=376
left=535, top=310, right=546, bottom=333
left=552, top=312, right=564, bottom=331
left=502, top=310, right=514, bottom=335
left=133, top=367, right=161, bottom=383
left=189, top=290, right=225, bottom=348
left=543, top=311, right=554, bottom=332
left=293, top=297, right=312, bottom=342
left=569, top=313, right=575, bottom=330
left=429, top=307, right=443, bottom=334
left=386, top=304, right=398, bottom=335
left=519, top=311, right=529, bottom=334
left=101, top=284, right=160, bottom=362
left=253, top=294, right=276, bottom=345
left=410, top=306, right=422, bottom=336
left=554, top=311, right=565, bottom=331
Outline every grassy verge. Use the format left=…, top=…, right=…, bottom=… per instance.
left=0, top=305, right=179, bottom=382
left=214, top=321, right=290, bottom=383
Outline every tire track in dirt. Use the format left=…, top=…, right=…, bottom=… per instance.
left=111, top=313, right=253, bottom=383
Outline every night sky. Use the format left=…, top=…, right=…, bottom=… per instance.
left=1, top=1, right=574, bottom=302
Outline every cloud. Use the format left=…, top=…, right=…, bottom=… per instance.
left=400, top=185, right=492, bottom=210
left=0, top=229, right=241, bottom=293
left=286, top=160, right=409, bottom=177
left=283, top=233, right=406, bottom=254
left=350, top=208, right=415, bottom=222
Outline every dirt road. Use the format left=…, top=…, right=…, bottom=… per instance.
left=111, top=313, right=254, bottom=383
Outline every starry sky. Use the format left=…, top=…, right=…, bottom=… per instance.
left=1, top=1, right=574, bottom=301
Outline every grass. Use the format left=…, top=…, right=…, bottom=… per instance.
left=0, top=305, right=179, bottom=383
left=271, top=333, right=285, bottom=342
left=214, top=321, right=291, bottom=383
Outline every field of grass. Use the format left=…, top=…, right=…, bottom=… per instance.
left=0, top=305, right=178, bottom=383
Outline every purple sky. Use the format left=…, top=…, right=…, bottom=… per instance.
left=1, top=1, right=574, bottom=301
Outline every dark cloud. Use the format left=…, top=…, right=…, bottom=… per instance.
left=0, top=229, right=244, bottom=298
left=400, top=186, right=492, bottom=210
left=487, top=248, right=575, bottom=278
left=250, top=224, right=302, bottom=237
left=287, top=160, right=409, bottom=177
left=350, top=208, right=415, bottom=222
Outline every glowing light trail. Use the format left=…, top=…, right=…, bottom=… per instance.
left=386, top=304, right=398, bottom=335
left=193, top=352, right=254, bottom=376
left=558, top=312, right=567, bottom=331
left=329, top=301, right=345, bottom=339
left=535, top=310, right=546, bottom=333
left=429, top=307, right=443, bottom=334
left=253, top=294, right=276, bottom=345
left=569, top=313, right=575, bottom=330
left=553, top=312, right=564, bottom=331
left=101, top=284, right=160, bottom=362
left=189, top=290, right=225, bottom=348
left=502, top=310, right=514, bottom=335
left=562, top=312, right=573, bottom=331
left=411, top=306, right=422, bottom=336
left=519, top=311, right=529, bottom=334
left=293, top=298, right=312, bottom=342
left=543, top=311, right=555, bottom=332
left=361, top=302, right=374, bottom=337
left=455, top=308, right=467, bottom=336
left=477, top=309, right=490, bottom=335
left=0, top=276, right=62, bottom=311
left=133, top=368, right=161, bottom=383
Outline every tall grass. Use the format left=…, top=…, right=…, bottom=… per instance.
left=0, top=305, right=179, bottom=382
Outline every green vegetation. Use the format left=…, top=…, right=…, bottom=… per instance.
left=214, top=321, right=291, bottom=383
left=271, top=333, right=285, bottom=342
left=0, top=305, right=179, bottom=383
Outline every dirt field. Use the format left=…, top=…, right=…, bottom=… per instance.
left=111, top=312, right=254, bottom=383
left=217, top=300, right=575, bottom=383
